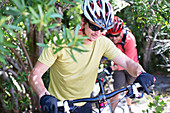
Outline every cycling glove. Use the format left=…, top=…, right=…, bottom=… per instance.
left=134, top=72, right=155, bottom=95
left=40, top=95, right=58, bottom=113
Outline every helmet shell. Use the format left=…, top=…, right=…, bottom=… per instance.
left=82, top=0, right=114, bottom=30
left=107, top=16, right=124, bottom=34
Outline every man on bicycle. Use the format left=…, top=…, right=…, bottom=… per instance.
left=28, top=0, right=155, bottom=113
left=106, top=16, right=139, bottom=112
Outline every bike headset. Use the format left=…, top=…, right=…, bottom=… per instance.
left=82, top=0, right=115, bottom=30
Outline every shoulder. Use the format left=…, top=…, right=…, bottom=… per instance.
left=95, top=35, right=116, bottom=50
left=97, top=35, right=111, bottom=42
left=124, top=30, right=136, bottom=43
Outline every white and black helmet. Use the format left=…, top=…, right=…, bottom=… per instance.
left=82, top=0, right=114, bottom=30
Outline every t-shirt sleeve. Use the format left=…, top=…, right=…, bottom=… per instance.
left=103, top=38, right=121, bottom=60
left=38, top=45, right=58, bottom=67
left=124, top=33, right=138, bottom=62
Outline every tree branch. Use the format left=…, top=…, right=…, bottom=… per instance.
left=123, top=0, right=134, bottom=6
left=10, top=48, right=26, bottom=71
left=16, top=34, right=33, bottom=70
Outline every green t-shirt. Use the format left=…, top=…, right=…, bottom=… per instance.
left=38, top=34, right=121, bottom=106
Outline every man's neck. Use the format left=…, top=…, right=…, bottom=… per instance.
left=84, top=39, right=93, bottom=45
left=78, top=30, right=92, bottom=45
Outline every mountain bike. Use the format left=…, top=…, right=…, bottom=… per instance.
left=57, top=79, right=152, bottom=113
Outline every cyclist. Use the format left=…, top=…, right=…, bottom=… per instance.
left=28, top=0, right=155, bottom=113
left=106, top=16, right=139, bottom=112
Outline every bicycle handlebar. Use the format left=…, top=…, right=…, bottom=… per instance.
left=57, top=83, right=143, bottom=109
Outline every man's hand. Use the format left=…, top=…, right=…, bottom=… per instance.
left=134, top=72, right=156, bottom=94
left=40, top=95, right=58, bottom=113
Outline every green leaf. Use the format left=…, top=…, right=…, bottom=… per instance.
left=38, top=5, right=43, bottom=17
left=79, top=36, right=89, bottom=39
left=13, top=16, right=25, bottom=25
left=77, top=41, right=85, bottom=49
left=12, top=0, right=24, bottom=11
left=25, top=18, right=30, bottom=33
left=49, top=13, right=63, bottom=19
left=0, top=29, right=4, bottom=43
left=3, top=41, right=16, bottom=48
left=31, top=20, right=40, bottom=24
left=47, top=23, right=59, bottom=29
left=0, top=45, right=9, bottom=54
left=44, top=7, right=54, bottom=18
left=72, top=47, right=88, bottom=53
left=5, top=27, right=16, bottom=37
left=66, top=49, right=77, bottom=62
left=21, top=0, right=26, bottom=9
left=29, top=7, right=39, bottom=19
left=0, top=54, right=6, bottom=65
left=48, top=0, right=57, bottom=5
left=62, top=0, right=76, bottom=5
left=67, top=29, right=73, bottom=39
left=5, top=7, right=21, bottom=16
left=74, top=0, right=83, bottom=3
left=74, top=24, right=80, bottom=37
left=65, top=29, right=70, bottom=43
left=62, top=26, right=67, bottom=39
left=53, top=47, right=63, bottom=54
left=8, top=25, right=21, bottom=30
left=67, top=41, right=74, bottom=46
left=36, top=43, right=49, bottom=48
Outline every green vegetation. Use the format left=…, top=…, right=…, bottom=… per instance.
left=142, top=95, right=167, bottom=113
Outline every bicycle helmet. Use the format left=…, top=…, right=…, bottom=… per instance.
left=107, top=16, right=124, bottom=34
left=82, top=0, right=114, bottom=30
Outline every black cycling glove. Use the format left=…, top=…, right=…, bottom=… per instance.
left=134, top=72, right=155, bottom=95
left=40, top=95, right=58, bottom=113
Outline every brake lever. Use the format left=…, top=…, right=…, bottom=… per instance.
left=127, top=83, right=155, bottom=99
left=126, top=83, right=144, bottom=98
left=132, top=83, right=144, bottom=98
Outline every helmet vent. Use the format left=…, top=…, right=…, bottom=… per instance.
left=118, top=24, right=121, bottom=32
left=97, top=0, right=102, bottom=9
left=86, top=6, right=95, bottom=22
left=90, top=2, right=94, bottom=9
left=105, top=3, right=109, bottom=16
left=95, top=12, right=101, bottom=19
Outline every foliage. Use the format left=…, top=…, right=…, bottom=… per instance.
left=63, top=3, right=82, bottom=29
left=0, top=0, right=85, bottom=64
left=142, top=95, right=167, bottom=113
left=0, top=0, right=86, bottom=112
left=0, top=71, right=30, bottom=112
left=119, top=0, right=169, bottom=72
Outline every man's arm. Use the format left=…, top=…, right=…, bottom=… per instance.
left=28, top=61, right=50, bottom=98
left=112, top=52, right=145, bottom=77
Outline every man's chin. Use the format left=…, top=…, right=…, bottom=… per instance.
left=91, top=36, right=98, bottom=41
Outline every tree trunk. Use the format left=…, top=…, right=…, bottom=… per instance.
left=143, top=24, right=153, bottom=71
left=143, top=24, right=162, bottom=71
